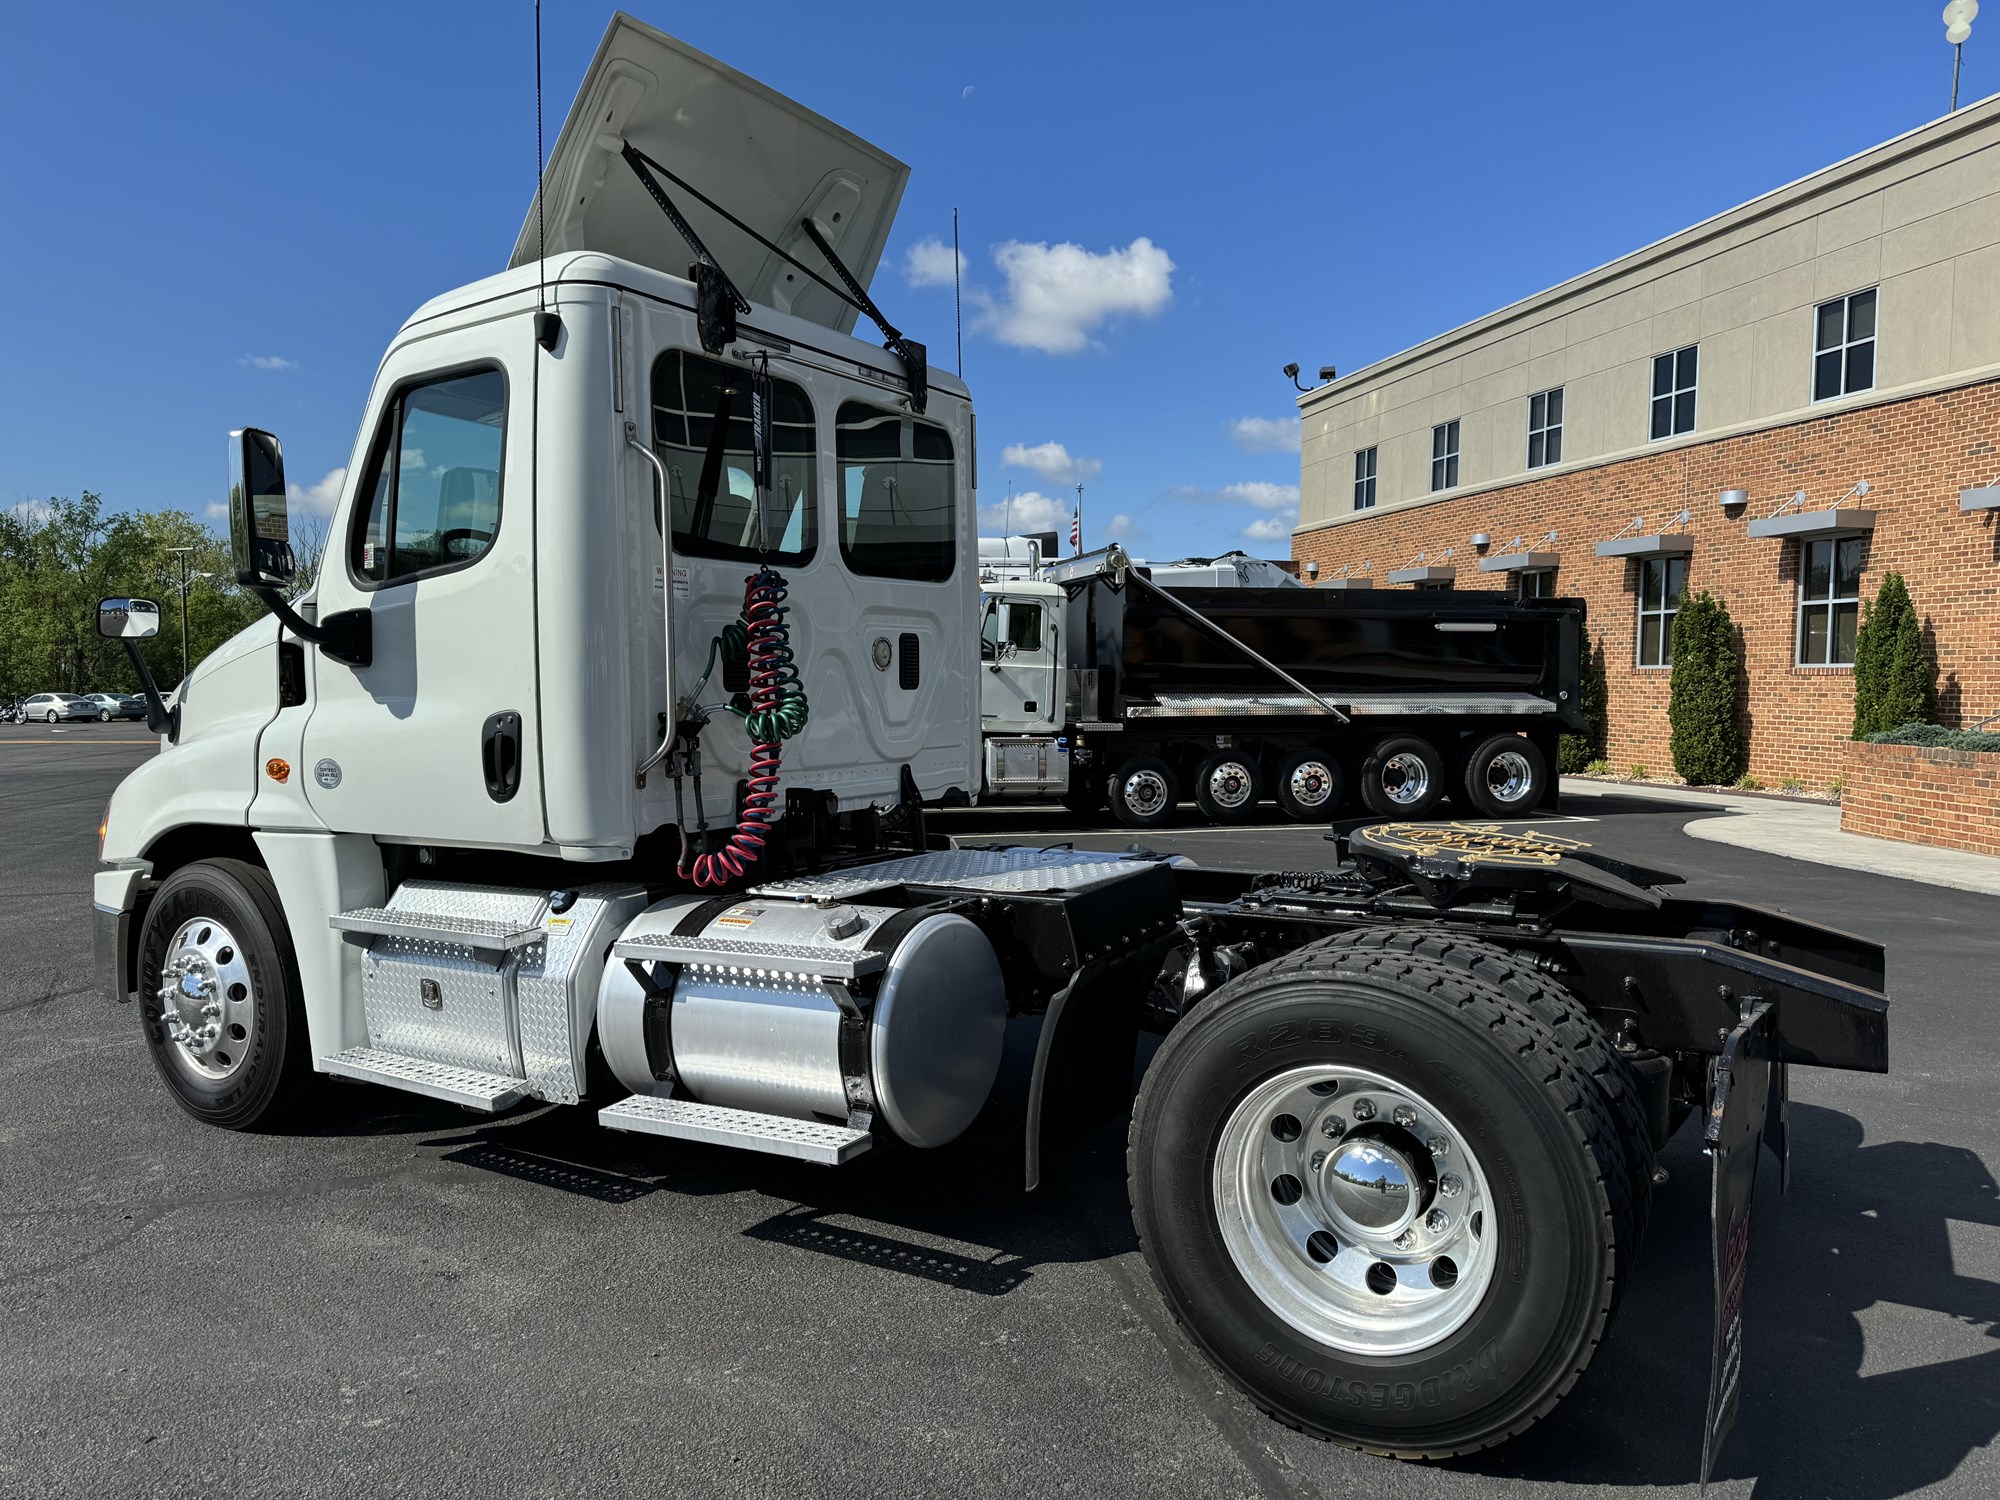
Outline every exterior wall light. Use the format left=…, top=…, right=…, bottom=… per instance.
left=1719, top=488, right=1748, bottom=509
left=1470, top=532, right=1492, bottom=549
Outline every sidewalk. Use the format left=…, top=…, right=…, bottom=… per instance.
left=1558, top=777, right=2000, bottom=897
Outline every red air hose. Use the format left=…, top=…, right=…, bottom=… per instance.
left=687, top=567, right=804, bottom=887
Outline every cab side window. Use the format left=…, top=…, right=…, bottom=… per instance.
left=836, top=402, right=956, bottom=582
left=650, top=350, right=817, bottom=564
left=352, top=368, right=507, bottom=585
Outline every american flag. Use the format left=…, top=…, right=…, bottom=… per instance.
left=1069, top=510, right=1081, bottom=549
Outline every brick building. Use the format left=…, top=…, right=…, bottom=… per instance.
left=1292, top=99, right=2000, bottom=788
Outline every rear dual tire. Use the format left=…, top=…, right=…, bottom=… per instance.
left=1130, top=939, right=1636, bottom=1456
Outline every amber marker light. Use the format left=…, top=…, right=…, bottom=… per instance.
left=266, top=758, right=292, bottom=784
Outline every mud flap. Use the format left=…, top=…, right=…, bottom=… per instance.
left=1699, top=1000, right=1785, bottom=1491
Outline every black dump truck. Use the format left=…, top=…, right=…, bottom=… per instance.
left=979, top=547, right=1585, bottom=827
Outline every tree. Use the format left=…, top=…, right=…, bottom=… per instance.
left=1559, top=623, right=1607, bottom=773
left=1667, top=589, right=1746, bottom=786
left=1851, top=572, right=1935, bottom=736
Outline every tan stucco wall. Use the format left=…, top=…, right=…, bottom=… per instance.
left=1298, top=95, right=2000, bottom=535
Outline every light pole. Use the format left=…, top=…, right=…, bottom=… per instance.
left=1946, top=1, right=1978, bottom=111
left=163, top=547, right=212, bottom=684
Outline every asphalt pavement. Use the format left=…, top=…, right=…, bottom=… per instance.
left=3, top=727, right=1995, bottom=1500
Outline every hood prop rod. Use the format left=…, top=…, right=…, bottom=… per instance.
left=620, top=142, right=749, bottom=355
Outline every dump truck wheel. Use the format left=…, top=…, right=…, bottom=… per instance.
left=1106, top=756, right=1178, bottom=829
left=1359, top=735, right=1445, bottom=818
left=136, top=859, right=310, bottom=1130
left=1276, top=749, right=1343, bottom=821
left=1461, top=733, right=1548, bottom=817
left=1195, top=752, right=1262, bottom=823
left=1130, top=939, right=1631, bottom=1456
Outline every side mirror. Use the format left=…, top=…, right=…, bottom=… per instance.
left=228, top=427, right=296, bottom=588
left=97, top=597, right=162, bottom=639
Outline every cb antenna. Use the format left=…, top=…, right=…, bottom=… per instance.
left=532, top=1, right=560, bottom=351
left=952, top=207, right=963, bottom=377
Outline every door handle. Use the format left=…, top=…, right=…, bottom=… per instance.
left=482, top=711, right=522, bottom=803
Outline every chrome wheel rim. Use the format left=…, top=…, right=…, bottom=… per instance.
left=155, top=916, right=257, bottom=1081
left=1205, top=761, right=1255, bottom=811
left=1379, top=752, right=1432, bottom=806
left=1119, top=769, right=1170, bottom=818
left=1288, top=759, right=1336, bottom=810
left=1213, top=1064, right=1495, bottom=1356
left=1485, top=749, right=1535, bottom=806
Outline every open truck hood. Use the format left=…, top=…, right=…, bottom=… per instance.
left=510, top=11, right=909, bottom=336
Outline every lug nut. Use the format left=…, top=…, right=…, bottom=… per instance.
left=1351, top=1099, right=1377, bottom=1122
left=1320, top=1116, right=1347, bottom=1140
left=1310, top=1150, right=1327, bottom=1171
left=1393, top=1229, right=1416, bottom=1250
left=1439, top=1174, right=1464, bottom=1198
left=1427, top=1135, right=1449, bottom=1156
left=1426, top=1209, right=1449, bottom=1233
left=1392, top=1104, right=1417, bottom=1127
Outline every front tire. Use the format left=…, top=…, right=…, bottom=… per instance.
left=136, top=859, right=310, bottom=1130
left=1130, top=941, right=1631, bottom=1456
left=99, top=709, right=111, bottom=721
left=1106, top=755, right=1179, bottom=829
left=45, top=710, right=60, bottom=723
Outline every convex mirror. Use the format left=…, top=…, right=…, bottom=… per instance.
left=229, top=426, right=296, bottom=588
left=98, top=597, right=162, bottom=639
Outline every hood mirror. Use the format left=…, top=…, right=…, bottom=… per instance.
left=229, top=427, right=297, bottom=588
left=97, top=597, right=162, bottom=640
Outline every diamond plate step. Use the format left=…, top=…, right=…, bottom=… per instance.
left=598, top=1094, right=872, bottom=1165
left=321, top=1047, right=528, bottom=1111
left=331, top=907, right=545, bottom=953
left=611, top=930, right=884, bottom=978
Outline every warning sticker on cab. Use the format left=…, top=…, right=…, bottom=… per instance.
left=713, top=906, right=764, bottom=928
left=544, top=916, right=574, bottom=934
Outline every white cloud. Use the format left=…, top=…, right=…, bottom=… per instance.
left=1214, top=481, right=1300, bottom=511
left=1231, top=416, right=1301, bottom=455
left=288, top=467, right=346, bottom=515
left=975, top=237, right=1174, bottom=354
left=1002, top=440, right=1102, bottom=486
left=1242, top=516, right=1292, bottom=544
left=205, top=502, right=229, bottom=523
left=978, top=489, right=1071, bottom=536
left=8, top=499, right=53, bottom=524
left=903, top=237, right=967, bottom=289
left=239, top=354, right=297, bottom=371
left=1100, top=513, right=1148, bottom=543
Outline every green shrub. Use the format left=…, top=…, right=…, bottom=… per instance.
left=1584, top=758, right=1613, bottom=776
left=1627, top=763, right=1648, bottom=780
left=1865, top=723, right=2000, bottom=753
left=1735, top=773, right=1764, bottom=791
left=1558, top=624, right=1608, bottom=774
left=1852, top=573, right=1936, bottom=737
left=1829, top=777, right=1844, bottom=799
left=1779, top=776, right=1805, bottom=793
left=1668, top=589, right=1746, bottom=786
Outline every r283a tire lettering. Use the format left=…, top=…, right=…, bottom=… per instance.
left=1255, top=1340, right=1505, bottom=1409
left=1234, top=1018, right=1408, bottom=1062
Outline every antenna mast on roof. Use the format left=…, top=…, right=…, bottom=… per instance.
left=532, top=1, right=560, bottom=351
left=953, top=208, right=963, bottom=377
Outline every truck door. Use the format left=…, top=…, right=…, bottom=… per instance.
left=299, top=325, right=544, bottom=847
left=981, top=593, right=1060, bottom=734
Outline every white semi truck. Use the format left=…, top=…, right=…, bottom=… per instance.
left=92, top=14, right=1887, bottom=1476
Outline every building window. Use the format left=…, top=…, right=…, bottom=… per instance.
left=1353, top=446, right=1377, bottom=510
left=1814, top=289, right=1877, bottom=402
left=1649, top=346, right=1698, bottom=440
left=1637, top=554, right=1688, bottom=667
left=1430, top=420, right=1460, bottom=492
left=1516, top=568, right=1557, bottom=599
left=1527, top=388, right=1564, bottom=469
left=1798, top=536, right=1863, bottom=665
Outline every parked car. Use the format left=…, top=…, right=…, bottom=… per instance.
left=20, top=693, right=97, bottom=723
left=82, top=692, right=146, bottom=721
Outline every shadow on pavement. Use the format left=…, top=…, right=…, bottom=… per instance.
left=1458, top=1102, right=2000, bottom=1497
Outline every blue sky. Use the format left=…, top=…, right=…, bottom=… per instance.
left=0, top=2, right=1986, bottom=560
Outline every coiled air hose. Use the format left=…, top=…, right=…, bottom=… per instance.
left=684, top=565, right=809, bottom=886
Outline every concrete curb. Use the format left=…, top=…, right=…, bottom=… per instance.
left=1560, top=777, right=2000, bottom=896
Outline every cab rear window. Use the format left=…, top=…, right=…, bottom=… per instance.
left=836, top=402, right=955, bottom=583
left=651, top=350, right=817, bottom=564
